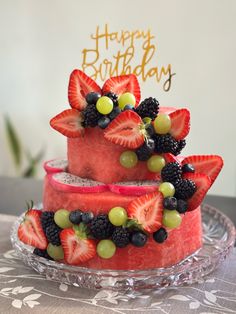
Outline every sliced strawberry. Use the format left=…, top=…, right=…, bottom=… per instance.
left=183, top=173, right=212, bottom=211
left=162, top=153, right=178, bottom=163
left=104, top=110, right=145, bottom=149
left=102, top=74, right=141, bottom=107
left=50, top=109, right=84, bottom=138
left=60, top=227, right=96, bottom=265
left=68, top=69, right=101, bottom=110
left=169, top=108, right=190, bottom=140
left=181, top=155, right=223, bottom=185
left=18, top=210, right=48, bottom=249
left=127, top=192, right=164, bottom=233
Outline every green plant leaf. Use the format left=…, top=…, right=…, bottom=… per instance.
left=22, top=147, right=45, bottom=178
left=4, top=115, right=22, bottom=169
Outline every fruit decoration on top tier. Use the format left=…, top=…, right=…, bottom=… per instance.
left=17, top=69, right=223, bottom=267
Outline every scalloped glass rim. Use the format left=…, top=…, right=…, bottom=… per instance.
left=11, top=204, right=235, bottom=291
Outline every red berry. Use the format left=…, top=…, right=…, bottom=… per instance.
left=102, top=74, right=141, bottom=107
left=60, top=228, right=96, bottom=265
left=18, top=210, right=48, bottom=250
left=127, top=192, right=164, bottom=233
left=169, top=108, right=190, bottom=140
left=68, top=69, right=101, bottom=111
left=50, top=109, right=84, bottom=138
left=104, top=110, right=146, bottom=149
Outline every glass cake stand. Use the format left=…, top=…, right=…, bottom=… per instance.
left=10, top=204, right=235, bottom=291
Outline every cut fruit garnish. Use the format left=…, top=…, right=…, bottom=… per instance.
left=18, top=210, right=48, bottom=249
left=68, top=69, right=101, bottom=111
left=183, top=173, right=212, bottom=211
left=181, top=155, right=223, bottom=186
left=50, top=109, right=84, bottom=138
left=60, top=225, right=96, bottom=265
left=104, top=110, right=146, bottom=149
left=44, top=158, right=68, bottom=174
left=127, top=191, right=164, bottom=233
left=102, top=74, right=141, bottom=107
left=169, top=108, right=190, bottom=140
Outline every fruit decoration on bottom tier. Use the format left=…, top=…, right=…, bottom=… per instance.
left=17, top=69, right=223, bottom=268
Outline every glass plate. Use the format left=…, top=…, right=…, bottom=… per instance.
left=10, top=204, right=235, bottom=291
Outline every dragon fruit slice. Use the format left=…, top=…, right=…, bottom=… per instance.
left=44, top=159, right=68, bottom=174
left=109, top=180, right=159, bottom=196
left=49, top=172, right=109, bottom=193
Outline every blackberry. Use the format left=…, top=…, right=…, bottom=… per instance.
left=45, top=223, right=62, bottom=246
left=174, top=139, right=186, bottom=156
left=153, top=228, right=168, bottom=243
left=82, top=104, right=102, bottom=127
left=90, top=214, right=114, bottom=239
left=112, top=227, right=130, bottom=248
left=104, top=92, right=118, bottom=106
left=135, top=138, right=155, bottom=161
left=40, top=211, right=54, bottom=234
left=135, top=97, right=159, bottom=120
left=153, top=134, right=178, bottom=155
left=33, top=248, right=53, bottom=260
left=161, top=162, right=182, bottom=183
left=174, top=179, right=197, bottom=200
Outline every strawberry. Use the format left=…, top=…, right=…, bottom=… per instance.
left=181, top=155, right=223, bottom=186
left=60, top=225, right=96, bottom=265
left=102, top=74, right=141, bottom=107
left=162, top=153, right=178, bottom=163
left=183, top=173, right=212, bottom=211
left=127, top=192, right=164, bottom=233
left=68, top=69, right=101, bottom=111
left=104, top=110, right=146, bottom=149
left=169, top=108, right=190, bottom=140
left=50, top=109, right=84, bottom=138
left=18, top=210, right=48, bottom=249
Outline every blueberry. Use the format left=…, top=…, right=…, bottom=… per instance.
left=69, top=210, right=82, bottom=224
left=153, top=228, right=168, bottom=243
left=123, top=104, right=135, bottom=111
left=98, top=116, right=111, bottom=129
left=182, top=163, right=195, bottom=173
left=136, top=138, right=155, bottom=161
left=109, top=107, right=121, bottom=120
left=131, top=232, right=147, bottom=247
left=146, top=124, right=155, bottom=137
left=85, top=92, right=101, bottom=105
left=163, top=197, right=177, bottom=210
left=177, top=199, right=188, bottom=214
left=81, top=212, right=94, bottom=224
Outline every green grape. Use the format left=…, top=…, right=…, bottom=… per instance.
left=47, top=243, right=64, bottom=260
left=162, top=209, right=182, bottom=229
left=118, top=92, right=136, bottom=110
left=147, top=155, right=166, bottom=172
left=143, top=117, right=152, bottom=125
left=108, top=207, right=128, bottom=226
left=97, top=240, right=116, bottom=259
left=154, top=114, right=171, bottom=134
left=159, top=182, right=175, bottom=197
left=96, top=96, right=113, bottom=114
left=54, top=209, right=73, bottom=229
left=120, top=151, right=138, bottom=168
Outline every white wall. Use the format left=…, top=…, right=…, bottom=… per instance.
left=0, top=0, right=236, bottom=196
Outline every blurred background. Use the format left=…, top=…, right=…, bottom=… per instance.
left=0, top=0, right=236, bottom=196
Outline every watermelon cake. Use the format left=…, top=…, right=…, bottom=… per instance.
left=17, top=70, right=223, bottom=270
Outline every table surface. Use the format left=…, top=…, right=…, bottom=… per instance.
left=0, top=176, right=236, bottom=313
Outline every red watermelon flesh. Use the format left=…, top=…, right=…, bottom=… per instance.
left=43, top=175, right=202, bottom=269
left=67, top=127, right=159, bottom=184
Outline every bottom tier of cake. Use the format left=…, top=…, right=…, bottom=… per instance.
left=43, top=174, right=202, bottom=270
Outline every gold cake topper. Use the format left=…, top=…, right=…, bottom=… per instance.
left=81, top=24, right=175, bottom=91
